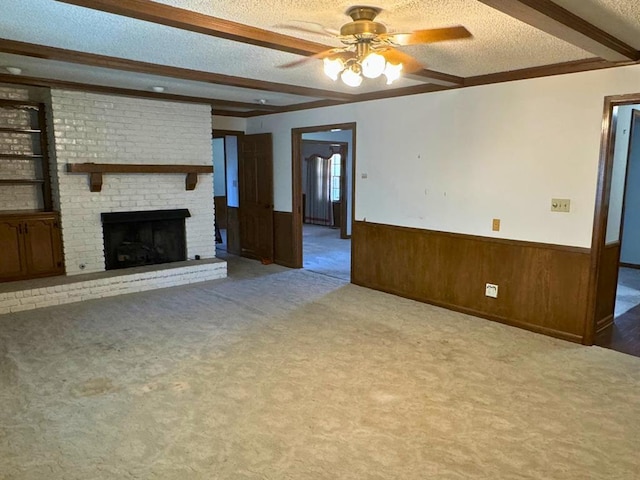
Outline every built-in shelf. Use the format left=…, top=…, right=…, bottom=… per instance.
left=0, top=179, right=44, bottom=185
left=66, top=163, right=214, bottom=192
left=0, top=127, right=41, bottom=134
left=0, top=100, right=52, bottom=212
left=0, top=153, right=44, bottom=160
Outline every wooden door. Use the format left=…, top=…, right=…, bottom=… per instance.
left=239, top=133, right=274, bottom=262
left=23, top=217, right=64, bottom=277
left=0, top=219, right=27, bottom=280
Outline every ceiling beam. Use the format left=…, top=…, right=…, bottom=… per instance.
left=0, top=38, right=354, bottom=102
left=55, top=0, right=329, bottom=57
left=0, top=73, right=276, bottom=110
left=54, top=0, right=463, bottom=86
left=476, top=0, right=639, bottom=62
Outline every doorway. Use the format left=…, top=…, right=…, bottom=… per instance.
left=212, top=130, right=242, bottom=256
left=594, top=103, right=640, bottom=356
left=292, top=123, right=356, bottom=281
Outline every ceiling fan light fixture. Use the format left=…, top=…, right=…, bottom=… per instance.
left=361, top=52, right=386, bottom=79
left=341, top=65, right=363, bottom=87
left=323, top=57, right=344, bottom=81
left=383, top=62, right=403, bottom=85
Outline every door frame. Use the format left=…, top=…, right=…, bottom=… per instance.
left=213, top=129, right=244, bottom=255
left=586, top=93, right=640, bottom=344
left=291, top=122, right=356, bottom=270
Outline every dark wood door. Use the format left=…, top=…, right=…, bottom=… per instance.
left=0, top=219, right=27, bottom=280
left=23, top=217, right=64, bottom=276
left=239, top=133, right=274, bottom=262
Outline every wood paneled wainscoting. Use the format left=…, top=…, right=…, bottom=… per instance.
left=274, top=211, right=296, bottom=268
left=352, top=221, right=592, bottom=342
left=594, top=242, right=621, bottom=333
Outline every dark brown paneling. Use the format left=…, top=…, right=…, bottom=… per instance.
left=214, top=196, right=227, bottom=229
left=274, top=211, right=296, bottom=268
left=226, top=206, right=240, bottom=256
left=594, top=242, right=620, bottom=332
left=352, top=221, right=591, bottom=342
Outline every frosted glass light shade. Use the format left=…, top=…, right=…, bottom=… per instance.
left=361, top=52, right=386, bottom=79
left=341, top=67, right=363, bottom=87
left=383, top=62, right=403, bottom=85
left=323, top=57, right=344, bottom=81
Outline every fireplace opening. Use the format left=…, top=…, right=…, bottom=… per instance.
left=102, top=209, right=190, bottom=270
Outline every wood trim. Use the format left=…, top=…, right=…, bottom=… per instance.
left=620, top=262, right=640, bottom=270
left=273, top=211, right=297, bottom=268
left=352, top=220, right=591, bottom=342
left=476, top=0, right=639, bottom=62
left=66, top=163, right=213, bottom=192
left=54, top=0, right=466, bottom=87
left=0, top=73, right=270, bottom=110
left=594, top=241, right=621, bottom=332
left=0, top=38, right=354, bottom=102
left=213, top=130, right=245, bottom=138
left=55, top=0, right=330, bottom=57
left=596, top=314, right=614, bottom=334
left=585, top=93, right=640, bottom=346
left=292, top=122, right=357, bottom=269
left=464, top=58, right=621, bottom=87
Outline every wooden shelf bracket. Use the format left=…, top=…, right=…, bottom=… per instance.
left=67, top=163, right=214, bottom=192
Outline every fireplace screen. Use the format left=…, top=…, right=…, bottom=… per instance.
left=102, top=209, right=190, bottom=270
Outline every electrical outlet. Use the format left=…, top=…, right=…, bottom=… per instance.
left=551, top=198, right=570, bottom=212
left=492, top=218, right=500, bottom=231
left=485, top=283, right=498, bottom=298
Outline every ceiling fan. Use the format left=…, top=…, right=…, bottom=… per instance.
left=279, top=6, right=472, bottom=87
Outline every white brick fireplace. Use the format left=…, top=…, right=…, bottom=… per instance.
left=0, top=88, right=226, bottom=314
left=51, top=90, right=217, bottom=274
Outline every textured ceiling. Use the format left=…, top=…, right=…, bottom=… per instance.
left=0, top=0, right=638, bottom=113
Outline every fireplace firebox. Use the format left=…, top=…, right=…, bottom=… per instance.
left=101, top=209, right=190, bottom=270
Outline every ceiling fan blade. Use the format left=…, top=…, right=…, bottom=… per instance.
left=381, top=26, right=472, bottom=46
left=379, top=48, right=424, bottom=73
left=273, top=22, right=340, bottom=38
left=278, top=49, right=353, bottom=69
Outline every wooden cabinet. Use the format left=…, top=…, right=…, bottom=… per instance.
left=0, top=212, right=64, bottom=282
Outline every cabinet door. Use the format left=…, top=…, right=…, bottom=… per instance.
left=23, top=217, right=64, bottom=276
left=0, top=220, right=27, bottom=280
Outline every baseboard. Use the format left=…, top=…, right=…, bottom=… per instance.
left=620, top=262, right=640, bottom=270
left=596, top=313, right=614, bottom=333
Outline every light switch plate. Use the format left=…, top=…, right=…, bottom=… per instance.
left=551, top=198, right=570, bottom=212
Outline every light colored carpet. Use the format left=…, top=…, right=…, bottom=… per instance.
left=303, top=224, right=351, bottom=281
left=1, top=255, right=639, bottom=479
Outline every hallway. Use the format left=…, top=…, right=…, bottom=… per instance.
left=303, top=224, right=351, bottom=281
left=596, top=267, right=640, bottom=357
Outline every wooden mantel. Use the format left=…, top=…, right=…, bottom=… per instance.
left=67, top=163, right=213, bottom=192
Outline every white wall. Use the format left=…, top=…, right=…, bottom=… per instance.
left=225, top=135, right=239, bottom=207
left=51, top=91, right=216, bottom=275
left=621, top=109, right=640, bottom=264
left=247, top=64, right=640, bottom=248
left=212, top=137, right=226, bottom=196
left=213, top=114, right=246, bottom=132
left=606, top=105, right=634, bottom=243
